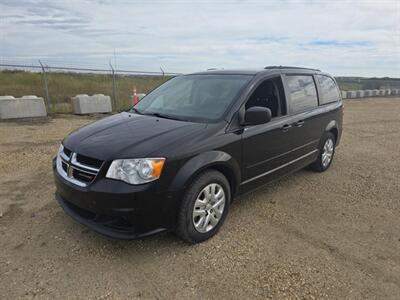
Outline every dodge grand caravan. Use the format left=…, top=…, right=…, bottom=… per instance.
left=53, top=66, right=343, bottom=243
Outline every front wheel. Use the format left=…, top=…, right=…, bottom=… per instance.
left=176, top=170, right=231, bottom=243
left=310, top=132, right=336, bottom=172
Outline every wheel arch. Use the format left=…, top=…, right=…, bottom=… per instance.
left=169, top=151, right=241, bottom=198
left=325, top=120, right=339, bottom=144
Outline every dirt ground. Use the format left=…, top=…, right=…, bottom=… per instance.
left=0, top=98, right=399, bottom=299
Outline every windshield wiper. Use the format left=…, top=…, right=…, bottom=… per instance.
left=144, top=112, right=188, bottom=121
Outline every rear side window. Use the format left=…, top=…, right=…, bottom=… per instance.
left=285, top=75, right=318, bottom=113
left=317, top=75, right=340, bottom=104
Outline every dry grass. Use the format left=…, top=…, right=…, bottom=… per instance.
left=2, top=70, right=398, bottom=113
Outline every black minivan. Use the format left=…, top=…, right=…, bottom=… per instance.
left=53, top=66, right=343, bottom=243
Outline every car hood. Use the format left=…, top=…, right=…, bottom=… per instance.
left=63, top=112, right=208, bottom=161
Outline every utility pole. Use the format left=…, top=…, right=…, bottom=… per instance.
left=113, top=48, right=117, bottom=71
left=109, top=60, right=117, bottom=110
left=39, top=60, right=51, bottom=112
left=160, top=67, right=165, bottom=79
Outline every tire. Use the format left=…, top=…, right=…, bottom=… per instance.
left=310, top=132, right=336, bottom=172
left=176, top=170, right=231, bottom=243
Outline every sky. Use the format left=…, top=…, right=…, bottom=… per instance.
left=0, top=0, right=399, bottom=77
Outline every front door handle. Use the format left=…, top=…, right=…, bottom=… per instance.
left=281, top=124, right=292, bottom=132
left=294, top=120, right=305, bottom=127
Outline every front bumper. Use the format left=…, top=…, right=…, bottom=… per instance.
left=53, top=158, right=181, bottom=239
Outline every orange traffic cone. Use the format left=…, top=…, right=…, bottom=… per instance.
left=133, top=87, right=138, bottom=105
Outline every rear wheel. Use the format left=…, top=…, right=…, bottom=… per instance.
left=310, top=132, right=336, bottom=172
left=176, top=170, right=231, bottom=243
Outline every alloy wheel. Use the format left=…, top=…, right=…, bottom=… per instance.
left=192, top=183, right=226, bottom=233
left=322, top=138, right=334, bottom=168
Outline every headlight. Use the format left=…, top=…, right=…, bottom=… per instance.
left=106, top=158, right=165, bottom=185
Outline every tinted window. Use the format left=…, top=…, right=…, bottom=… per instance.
left=286, top=75, right=318, bottom=113
left=134, top=74, right=252, bottom=122
left=317, top=75, right=340, bottom=104
left=246, top=77, right=286, bottom=118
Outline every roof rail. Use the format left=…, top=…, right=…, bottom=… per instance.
left=264, top=66, right=321, bottom=71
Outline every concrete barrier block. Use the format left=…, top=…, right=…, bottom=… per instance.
left=372, top=90, right=379, bottom=96
left=356, top=90, right=365, bottom=98
left=384, top=89, right=391, bottom=95
left=378, top=90, right=385, bottom=96
left=0, top=95, right=47, bottom=119
left=21, top=95, right=39, bottom=99
left=341, top=91, right=347, bottom=99
left=364, top=90, right=373, bottom=97
left=0, top=96, right=15, bottom=100
left=71, top=94, right=112, bottom=115
left=346, top=91, right=357, bottom=98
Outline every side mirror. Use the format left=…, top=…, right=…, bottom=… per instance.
left=242, top=106, right=272, bottom=126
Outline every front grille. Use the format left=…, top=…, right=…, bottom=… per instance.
left=56, top=145, right=103, bottom=187
left=62, top=161, right=68, bottom=172
left=76, top=154, right=103, bottom=169
left=64, top=148, right=72, bottom=157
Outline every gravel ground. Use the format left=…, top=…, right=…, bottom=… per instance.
left=0, top=97, right=399, bottom=299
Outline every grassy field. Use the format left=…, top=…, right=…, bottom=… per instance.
left=335, top=76, right=400, bottom=91
left=1, top=70, right=399, bottom=113
left=0, top=70, right=170, bottom=112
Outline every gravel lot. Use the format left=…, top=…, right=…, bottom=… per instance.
left=1, top=97, right=399, bottom=299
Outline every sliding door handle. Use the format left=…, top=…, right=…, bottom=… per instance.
left=294, top=120, right=305, bottom=127
left=281, top=124, right=292, bottom=132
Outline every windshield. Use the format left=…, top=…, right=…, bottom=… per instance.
left=133, top=74, right=252, bottom=122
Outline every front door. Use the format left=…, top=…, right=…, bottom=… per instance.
left=241, top=76, right=298, bottom=183
left=242, top=115, right=298, bottom=182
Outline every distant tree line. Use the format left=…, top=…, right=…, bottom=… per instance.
left=335, top=77, right=400, bottom=91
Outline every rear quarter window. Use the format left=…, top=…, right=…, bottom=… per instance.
left=285, top=75, right=318, bottom=113
left=317, top=75, right=340, bottom=105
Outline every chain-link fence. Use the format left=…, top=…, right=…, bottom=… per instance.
left=0, top=62, right=179, bottom=113
left=1, top=62, right=400, bottom=114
